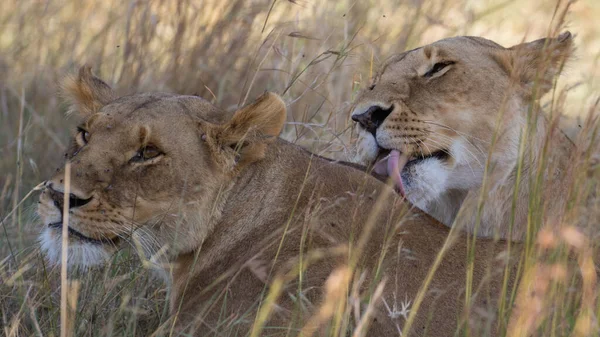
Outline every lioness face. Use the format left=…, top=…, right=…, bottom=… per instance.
left=38, top=92, right=228, bottom=267
left=351, top=33, right=573, bottom=225
left=38, top=68, right=285, bottom=269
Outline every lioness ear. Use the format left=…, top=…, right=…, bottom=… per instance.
left=61, top=66, right=117, bottom=117
left=502, top=31, right=574, bottom=98
left=205, top=92, right=286, bottom=170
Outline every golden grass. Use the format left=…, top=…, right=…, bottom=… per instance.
left=1, top=0, right=599, bottom=336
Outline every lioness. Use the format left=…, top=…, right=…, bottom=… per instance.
left=351, top=32, right=574, bottom=240
left=38, top=68, right=519, bottom=336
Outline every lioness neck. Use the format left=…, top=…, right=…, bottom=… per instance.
left=173, top=139, right=402, bottom=270
left=170, top=139, right=428, bottom=303
left=462, top=104, right=573, bottom=240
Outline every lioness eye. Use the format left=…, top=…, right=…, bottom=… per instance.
left=131, top=145, right=162, bottom=162
left=77, top=127, right=90, bottom=145
left=423, top=61, right=455, bottom=78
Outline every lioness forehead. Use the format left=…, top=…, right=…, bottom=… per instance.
left=92, top=92, right=229, bottom=125
left=380, top=36, right=506, bottom=76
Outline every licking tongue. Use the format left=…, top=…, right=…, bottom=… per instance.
left=372, top=150, right=409, bottom=196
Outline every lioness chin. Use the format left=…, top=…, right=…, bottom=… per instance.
left=38, top=68, right=519, bottom=336
left=351, top=32, right=575, bottom=240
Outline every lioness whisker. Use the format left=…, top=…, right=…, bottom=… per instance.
left=421, top=120, right=491, bottom=145
left=428, top=133, right=483, bottom=169
left=427, top=136, right=477, bottom=178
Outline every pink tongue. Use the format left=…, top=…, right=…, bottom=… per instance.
left=373, top=157, right=388, bottom=176
left=372, top=150, right=408, bottom=196
left=387, top=150, right=408, bottom=196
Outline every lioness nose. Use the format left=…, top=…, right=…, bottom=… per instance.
left=46, top=182, right=92, bottom=211
left=351, top=105, right=394, bottom=135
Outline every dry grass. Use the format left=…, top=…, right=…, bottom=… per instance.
left=1, top=0, right=599, bottom=336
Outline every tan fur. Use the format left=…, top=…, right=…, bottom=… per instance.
left=61, top=66, right=117, bottom=116
left=37, top=70, right=521, bottom=336
left=351, top=32, right=575, bottom=240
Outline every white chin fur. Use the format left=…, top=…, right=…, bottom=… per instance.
left=352, top=129, right=379, bottom=165
left=39, top=228, right=112, bottom=269
left=353, top=130, right=451, bottom=206
left=353, top=130, right=484, bottom=226
left=403, top=158, right=449, bottom=208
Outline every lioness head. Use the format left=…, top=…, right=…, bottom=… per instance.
left=351, top=32, right=574, bottom=227
left=38, top=67, right=286, bottom=268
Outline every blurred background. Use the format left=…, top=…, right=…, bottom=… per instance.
left=0, top=0, right=599, bottom=334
